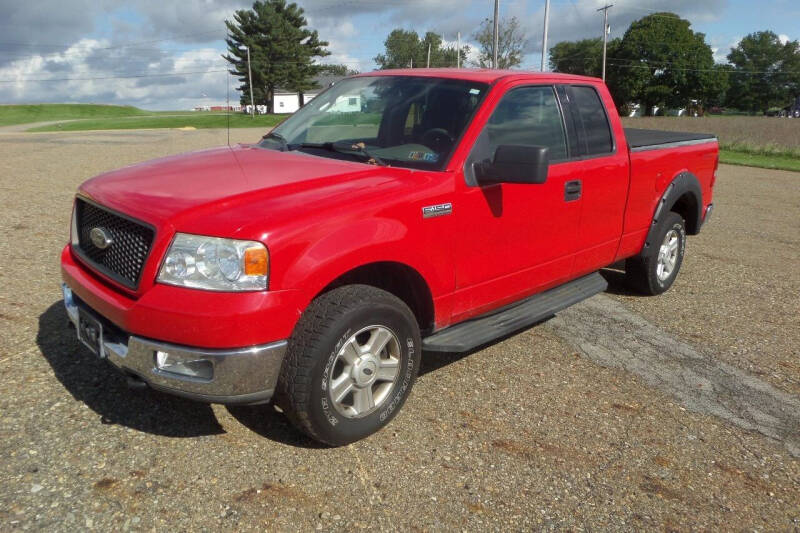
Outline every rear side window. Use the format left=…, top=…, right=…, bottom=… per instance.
left=484, top=86, right=568, bottom=161
left=567, top=85, right=613, bottom=156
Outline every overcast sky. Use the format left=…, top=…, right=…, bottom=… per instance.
left=0, top=0, right=796, bottom=110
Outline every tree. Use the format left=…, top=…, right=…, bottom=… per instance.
left=471, top=16, right=525, bottom=69
left=549, top=37, right=620, bottom=77
left=223, top=0, right=329, bottom=113
left=606, top=12, right=723, bottom=115
left=374, top=30, right=467, bottom=69
left=726, top=31, right=800, bottom=114
left=318, top=64, right=359, bottom=76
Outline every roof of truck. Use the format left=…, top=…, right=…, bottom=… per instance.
left=355, top=68, right=601, bottom=85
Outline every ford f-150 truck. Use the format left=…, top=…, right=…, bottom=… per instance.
left=61, top=69, right=717, bottom=445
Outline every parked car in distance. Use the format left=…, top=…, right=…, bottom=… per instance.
left=62, top=69, right=718, bottom=445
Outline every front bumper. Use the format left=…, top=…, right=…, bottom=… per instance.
left=63, top=283, right=288, bottom=404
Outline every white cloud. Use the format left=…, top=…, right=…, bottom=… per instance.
left=0, top=40, right=230, bottom=110
left=0, top=0, right=730, bottom=108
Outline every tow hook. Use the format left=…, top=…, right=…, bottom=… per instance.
left=125, top=374, right=148, bottom=390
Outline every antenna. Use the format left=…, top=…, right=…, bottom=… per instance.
left=226, top=68, right=230, bottom=147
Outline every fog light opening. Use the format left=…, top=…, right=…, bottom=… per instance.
left=154, top=350, right=213, bottom=380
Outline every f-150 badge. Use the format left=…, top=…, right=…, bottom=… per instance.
left=422, top=203, right=452, bottom=218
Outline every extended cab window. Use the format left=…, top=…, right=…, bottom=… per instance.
left=485, top=86, right=568, bottom=161
left=566, top=85, right=613, bottom=156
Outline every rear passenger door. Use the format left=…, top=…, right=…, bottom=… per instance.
left=452, top=84, right=583, bottom=321
left=557, top=84, right=629, bottom=276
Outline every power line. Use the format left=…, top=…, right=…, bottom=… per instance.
left=0, top=69, right=229, bottom=84
left=0, top=30, right=226, bottom=51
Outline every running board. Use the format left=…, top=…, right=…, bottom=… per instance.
left=422, top=272, right=607, bottom=353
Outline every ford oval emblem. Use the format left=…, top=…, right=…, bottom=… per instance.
left=89, top=227, right=113, bottom=250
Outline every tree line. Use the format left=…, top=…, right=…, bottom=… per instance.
left=550, top=13, right=800, bottom=115
left=223, top=1, right=799, bottom=116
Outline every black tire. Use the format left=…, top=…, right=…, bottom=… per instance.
left=276, top=285, right=421, bottom=446
left=625, top=211, right=686, bottom=295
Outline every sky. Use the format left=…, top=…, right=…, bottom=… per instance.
left=0, top=0, right=797, bottom=110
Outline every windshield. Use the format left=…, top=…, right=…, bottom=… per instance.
left=259, top=76, right=489, bottom=170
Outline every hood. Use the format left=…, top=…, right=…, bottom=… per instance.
left=79, top=144, right=396, bottom=228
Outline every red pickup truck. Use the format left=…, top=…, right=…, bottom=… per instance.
left=61, top=69, right=717, bottom=445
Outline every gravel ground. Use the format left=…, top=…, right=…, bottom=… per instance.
left=1, top=128, right=798, bottom=531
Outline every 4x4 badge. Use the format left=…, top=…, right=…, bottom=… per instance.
left=422, top=203, right=452, bottom=218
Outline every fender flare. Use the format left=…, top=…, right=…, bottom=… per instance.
left=642, top=171, right=703, bottom=253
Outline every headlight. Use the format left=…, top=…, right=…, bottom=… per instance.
left=157, top=233, right=268, bottom=291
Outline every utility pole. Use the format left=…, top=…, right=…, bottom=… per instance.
left=239, top=45, right=254, bottom=118
left=427, top=42, right=431, bottom=68
left=457, top=32, right=461, bottom=68
left=597, top=4, right=613, bottom=81
left=492, top=0, right=499, bottom=68
left=541, top=0, right=550, bottom=71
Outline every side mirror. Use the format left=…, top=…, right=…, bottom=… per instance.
left=475, top=145, right=549, bottom=185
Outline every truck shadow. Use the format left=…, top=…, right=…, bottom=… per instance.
left=599, top=262, right=641, bottom=296
left=419, top=317, right=554, bottom=376
left=37, top=302, right=324, bottom=446
left=37, top=302, right=226, bottom=438
left=224, top=406, right=326, bottom=449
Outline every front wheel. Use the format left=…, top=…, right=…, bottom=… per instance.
left=277, top=285, right=421, bottom=446
left=625, top=211, right=686, bottom=295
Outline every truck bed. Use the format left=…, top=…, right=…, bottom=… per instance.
left=625, top=128, right=717, bottom=152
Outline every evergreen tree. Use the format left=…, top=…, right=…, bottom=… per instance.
left=223, top=0, right=329, bottom=113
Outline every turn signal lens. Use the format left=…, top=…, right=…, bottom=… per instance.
left=244, top=246, right=268, bottom=276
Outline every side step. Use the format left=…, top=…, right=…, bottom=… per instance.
left=422, top=272, right=607, bottom=353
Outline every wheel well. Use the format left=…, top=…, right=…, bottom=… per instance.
left=320, top=262, right=435, bottom=334
left=670, top=192, right=700, bottom=234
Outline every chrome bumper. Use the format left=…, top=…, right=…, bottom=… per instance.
left=62, top=284, right=287, bottom=404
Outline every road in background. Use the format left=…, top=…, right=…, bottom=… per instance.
left=0, top=129, right=797, bottom=530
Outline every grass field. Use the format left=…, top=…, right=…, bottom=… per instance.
left=622, top=116, right=800, bottom=172
left=0, top=104, right=287, bottom=132
left=5, top=105, right=799, bottom=171
left=29, top=113, right=286, bottom=132
left=0, top=104, right=150, bottom=126
left=719, top=149, right=800, bottom=172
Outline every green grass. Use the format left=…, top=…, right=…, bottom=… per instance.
left=28, top=113, right=287, bottom=132
left=719, top=142, right=800, bottom=172
left=720, top=149, right=800, bottom=172
left=0, top=104, right=149, bottom=126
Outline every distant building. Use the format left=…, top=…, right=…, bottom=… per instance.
left=192, top=104, right=242, bottom=112
left=193, top=75, right=347, bottom=115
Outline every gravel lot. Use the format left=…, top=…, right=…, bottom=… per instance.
left=1, top=128, right=798, bottom=531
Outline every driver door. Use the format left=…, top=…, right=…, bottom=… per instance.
left=451, top=84, right=583, bottom=322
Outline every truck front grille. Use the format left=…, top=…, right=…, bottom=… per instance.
left=75, top=199, right=155, bottom=290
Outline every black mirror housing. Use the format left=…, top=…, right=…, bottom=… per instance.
left=476, top=145, right=549, bottom=185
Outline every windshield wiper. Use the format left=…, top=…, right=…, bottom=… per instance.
left=262, top=131, right=288, bottom=151
left=293, top=141, right=388, bottom=167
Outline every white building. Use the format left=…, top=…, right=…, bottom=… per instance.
left=272, top=92, right=317, bottom=114
left=247, top=75, right=346, bottom=114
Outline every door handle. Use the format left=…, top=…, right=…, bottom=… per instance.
left=564, top=180, right=582, bottom=201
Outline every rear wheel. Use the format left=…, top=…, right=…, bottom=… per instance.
left=625, top=211, right=686, bottom=295
left=277, top=285, right=421, bottom=446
